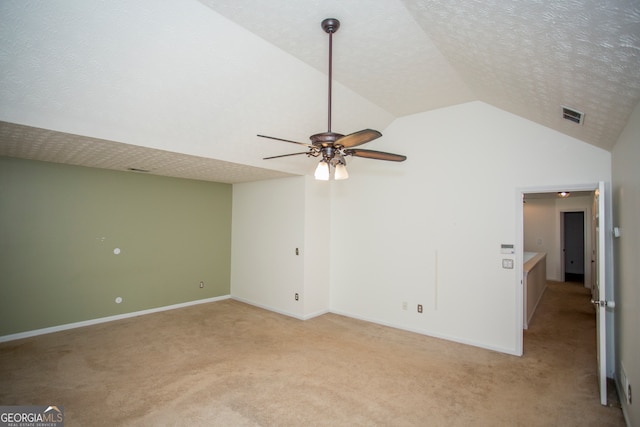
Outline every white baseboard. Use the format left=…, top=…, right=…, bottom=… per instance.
left=230, top=296, right=303, bottom=319
left=1, top=296, right=519, bottom=358
left=302, top=308, right=330, bottom=320
left=330, top=308, right=522, bottom=357
left=0, top=295, right=231, bottom=343
left=230, top=296, right=329, bottom=320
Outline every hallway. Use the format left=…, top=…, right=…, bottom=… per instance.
left=524, top=280, right=623, bottom=422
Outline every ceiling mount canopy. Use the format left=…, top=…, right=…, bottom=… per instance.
left=321, top=17, right=340, bottom=34
left=258, top=18, right=406, bottom=181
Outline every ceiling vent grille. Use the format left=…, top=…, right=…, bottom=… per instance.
left=562, top=106, right=584, bottom=124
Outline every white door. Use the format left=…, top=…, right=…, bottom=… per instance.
left=593, top=181, right=613, bottom=405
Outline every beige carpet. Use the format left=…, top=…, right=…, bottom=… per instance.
left=0, top=281, right=625, bottom=426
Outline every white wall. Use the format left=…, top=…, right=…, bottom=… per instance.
left=612, top=100, right=640, bottom=426
left=302, top=176, right=331, bottom=318
left=523, top=198, right=557, bottom=277
left=231, top=177, right=306, bottom=318
left=231, top=176, right=330, bottom=319
left=330, top=101, right=611, bottom=355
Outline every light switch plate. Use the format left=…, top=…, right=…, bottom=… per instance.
left=502, top=259, right=514, bottom=269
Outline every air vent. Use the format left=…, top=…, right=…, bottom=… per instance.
left=562, top=106, right=584, bottom=124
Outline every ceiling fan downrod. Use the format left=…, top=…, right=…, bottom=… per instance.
left=322, top=18, right=340, bottom=134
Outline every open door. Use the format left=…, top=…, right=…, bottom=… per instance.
left=592, top=181, right=614, bottom=405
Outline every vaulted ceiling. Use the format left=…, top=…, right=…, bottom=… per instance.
left=200, top=0, right=640, bottom=150
left=1, top=0, right=639, bottom=183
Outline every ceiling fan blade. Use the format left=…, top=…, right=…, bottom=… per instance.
left=263, top=151, right=311, bottom=160
left=344, top=148, right=407, bottom=162
left=257, top=134, right=313, bottom=148
left=335, top=129, right=382, bottom=148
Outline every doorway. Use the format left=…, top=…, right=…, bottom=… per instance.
left=517, top=183, right=613, bottom=405
left=562, top=211, right=585, bottom=283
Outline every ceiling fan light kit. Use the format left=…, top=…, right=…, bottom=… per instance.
left=334, top=161, right=349, bottom=180
left=314, top=160, right=330, bottom=180
left=258, top=18, right=406, bottom=180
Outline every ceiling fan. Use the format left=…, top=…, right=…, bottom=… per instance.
left=258, top=18, right=407, bottom=181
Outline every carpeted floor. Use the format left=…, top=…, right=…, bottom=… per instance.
left=0, top=281, right=625, bottom=426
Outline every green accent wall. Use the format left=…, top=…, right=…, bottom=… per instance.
left=0, top=157, right=232, bottom=336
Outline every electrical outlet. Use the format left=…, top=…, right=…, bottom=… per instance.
left=295, top=293, right=299, bottom=301
left=622, top=364, right=632, bottom=404
left=417, top=304, right=423, bottom=313
left=199, top=281, right=204, bottom=288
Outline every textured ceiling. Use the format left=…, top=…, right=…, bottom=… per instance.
left=198, top=0, right=475, bottom=116
left=403, top=0, right=640, bottom=151
left=1, top=0, right=639, bottom=183
left=0, top=121, right=295, bottom=184
left=201, top=0, right=640, bottom=151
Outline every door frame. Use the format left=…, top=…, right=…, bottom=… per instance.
left=515, top=181, right=614, bottom=403
left=514, top=183, right=612, bottom=350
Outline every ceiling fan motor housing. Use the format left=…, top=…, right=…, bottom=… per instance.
left=310, top=132, right=344, bottom=147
